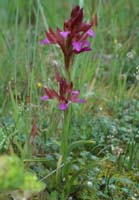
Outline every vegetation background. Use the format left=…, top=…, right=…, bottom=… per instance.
left=0, top=0, right=139, bottom=199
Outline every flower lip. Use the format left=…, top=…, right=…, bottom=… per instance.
left=41, top=95, right=49, bottom=101
left=72, top=41, right=82, bottom=52
left=78, top=99, right=86, bottom=103
left=40, top=38, right=50, bottom=45
left=72, top=90, right=80, bottom=95
left=60, top=31, right=70, bottom=38
left=87, top=29, right=95, bottom=38
left=72, top=40, right=91, bottom=52
left=59, top=103, right=68, bottom=110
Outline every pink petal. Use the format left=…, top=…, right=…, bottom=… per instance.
left=78, top=99, right=86, bottom=103
left=87, top=29, right=95, bottom=38
left=40, top=38, right=50, bottom=45
left=60, top=31, right=70, bottom=38
left=71, top=91, right=86, bottom=103
left=72, top=41, right=82, bottom=52
left=83, top=40, right=90, bottom=47
left=79, top=41, right=91, bottom=52
left=71, top=93, right=79, bottom=102
left=72, top=40, right=91, bottom=52
left=41, top=95, right=49, bottom=101
left=72, top=90, right=80, bottom=95
left=59, top=103, right=68, bottom=110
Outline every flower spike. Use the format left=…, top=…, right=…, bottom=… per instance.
left=41, top=68, right=85, bottom=110
left=40, top=5, right=96, bottom=70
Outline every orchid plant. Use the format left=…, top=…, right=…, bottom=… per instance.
left=40, top=5, right=96, bottom=168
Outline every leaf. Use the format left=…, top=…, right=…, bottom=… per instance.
left=56, top=155, right=63, bottom=184
left=65, top=170, right=83, bottom=195
left=68, top=140, right=95, bottom=151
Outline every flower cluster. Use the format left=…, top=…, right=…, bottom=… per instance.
left=41, top=67, right=85, bottom=110
left=41, top=5, right=95, bottom=70
left=41, top=6, right=96, bottom=110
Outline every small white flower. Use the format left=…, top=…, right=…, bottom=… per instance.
left=127, top=49, right=136, bottom=59
left=116, top=43, right=122, bottom=49
left=63, top=177, right=66, bottom=182
left=135, top=65, right=139, bottom=80
left=127, top=52, right=134, bottom=59
left=131, top=197, right=137, bottom=200
left=99, top=107, right=103, bottom=111
left=87, top=181, right=93, bottom=187
left=111, top=145, right=124, bottom=156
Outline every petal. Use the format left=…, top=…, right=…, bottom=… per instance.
left=87, top=29, right=95, bottom=38
left=60, top=31, right=70, bottom=38
left=59, top=79, right=67, bottom=96
left=79, top=41, right=91, bottom=52
left=72, top=90, right=80, bottom=95
left=45, top=88, right=58, bottom=99
left=78, top=99, right=86, bottom=103
left=73, top=40, right=91, bottom=53
left=40, top=38, right=50, bottom=45
left=66, top=82, right=73, bottom=93
left=41, top=95, right=49, bottom=101
left=46, top=28, right=57, bottom=43
left=83, top=40, right=90, bottom=47
left=72, top=98, right=86, bottom=103
left=71, top=92, right=79, bottom=102
left=79, top=23, right=92, bottom=32
left=59, top=103, right=68, bottom=110
left=71, top=91, right=86, bottom=103
left=72, top=41, right=82, bottom=52
left=55, top=66, right=62, bottom=82
left=70, top=6, right=83, bottom=28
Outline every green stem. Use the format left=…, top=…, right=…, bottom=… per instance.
left=61, top=105, right=71, bottom=163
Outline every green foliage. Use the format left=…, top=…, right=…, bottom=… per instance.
left=0, top=128, right=8, bottom=152
left=0, top=155, right=24, bottom=191
left=0, top=155, right=45, bottom=199
left=0, top=0, right=139, bottom=199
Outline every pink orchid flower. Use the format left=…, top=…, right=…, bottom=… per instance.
left=41, top=67, right=85, bottom=110
left=40, top=6, right=96, bottom=70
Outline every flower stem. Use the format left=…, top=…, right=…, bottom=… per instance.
left=61, top=105, right=71, bottom=163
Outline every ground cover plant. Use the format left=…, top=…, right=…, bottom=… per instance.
left=0, top=0, right=139, bottom=199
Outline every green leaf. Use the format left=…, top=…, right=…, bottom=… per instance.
left=68, top=140, right=95, bottom=151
